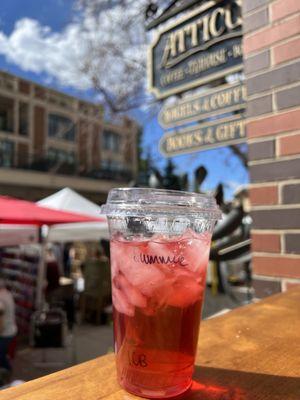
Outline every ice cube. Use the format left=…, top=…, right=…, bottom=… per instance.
left=181, top=234, right=211, bottom=273
left=114, top=242, right=166, bottom=297
left=110, top=234, right=207, bottom=306
left=110, top=241, right=123, bottom=279
left=117, top=274, right=147, bottom=308
left=148, top=231, right=211, bottom=274
left=110, top=257, right=119, bottom=280
left=167, top=275, right=203, bottom=308
left=112, top=287, right=135, bottom=317
left=132, top=266, right=166, bottom=297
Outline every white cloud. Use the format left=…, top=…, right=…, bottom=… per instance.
left=0, top=17, right=92, bottom=89
left=0, top=18, right=91, bottom=89
left=0, top=2, right=148, bottom=111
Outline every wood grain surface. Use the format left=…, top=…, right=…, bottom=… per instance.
left=1, top=288, right=300, bottom=400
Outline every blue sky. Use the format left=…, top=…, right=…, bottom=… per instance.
left=0, top=0, right=73, bottom=34
left=0, top=0, right=248, bottom=200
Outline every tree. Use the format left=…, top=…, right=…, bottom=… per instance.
left=194, top=165, right=207, bottom=193
left=77, top=0, right=149, bottom=113
left=229, top=143, right=248, bottom=168
left=76, top=0, right=248, bottom=167
left=76, top=1, right=179, bottom=113
left=162, top=159, right=182, bottom=190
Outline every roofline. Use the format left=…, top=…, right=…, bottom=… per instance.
left=146, top=0, right=207, bottom=30
left=0, top=69, right=103, bottom=110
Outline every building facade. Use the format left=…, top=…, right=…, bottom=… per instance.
left=146, top=0, right=300, bottom=296
left=244, top=0, right=300, bottom=294
left=0, top=71, right=139, bottom=203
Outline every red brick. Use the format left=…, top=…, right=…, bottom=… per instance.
left=279, top=133, right=300, bottom=156
left=247, top=109, right=300, bottom=138
left=253, top=256, right=300, bottom=278
left=252, top=207, right=300, bottom=229
left=17, top=142, right=29, bottom=167
left=18, top=80, right=30, bottom=95
left=253, top=278, right=281, bottom=298
left=247, top=61, right=300, bottom=96
left=78, top=119, right=89, bottom=171
left=271, top=0, right=300, bottom=22
left=91, top=123, right=100, bottom=168
left=249, top=185, right=278, bottom=205
left=274, top=37, right=300, bottom=65
left=283, top=184, right=300, bottom=204
left=244, top=15, right=300, bottom=55
left=284, top=281, right=300, bottom=290
left=33, top=106, right=46, bottom=156
left=252, top=233, right=281, bottom=253
left=34, top=86, right=46, bottom=100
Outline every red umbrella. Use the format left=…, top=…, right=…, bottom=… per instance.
left=0, top=196, right=104, bottom=226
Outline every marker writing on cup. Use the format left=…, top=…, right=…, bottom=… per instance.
left=134, top=253, right=187, bottom=267
left=128, top=351, right=148, bottom=367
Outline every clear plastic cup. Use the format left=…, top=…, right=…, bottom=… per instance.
left=101, top=188, right=221, bottom=398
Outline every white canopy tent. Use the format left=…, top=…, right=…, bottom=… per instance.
left=37, top=188, right=109, bottom=242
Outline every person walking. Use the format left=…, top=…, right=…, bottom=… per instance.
left=81, top=243, right=111, bottom=324
left=45, top=246, right=60, bottom=302
left=0, top=272, right=17, bottom=371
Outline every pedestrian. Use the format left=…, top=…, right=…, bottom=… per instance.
left=81, top=243, right=111, bottom=323
left=0, top=271, right=17, bottom=372
left=63, top=243, right=76, bottom=277
left=45, top=246, right=60, bottom=304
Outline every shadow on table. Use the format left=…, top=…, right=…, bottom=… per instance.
left=174, top=365, right=300, bottom=400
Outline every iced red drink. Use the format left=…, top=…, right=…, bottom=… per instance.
left=102, top=189, right=220, bottom=398
left=111, top=230, right=211, bottom=397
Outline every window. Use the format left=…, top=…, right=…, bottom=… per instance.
left=103, top=130, right=121, bottom=152
left=111, top=160, right=123, bottom=171
left=0, top=96, right=14, bottom=132
left=19, top=102, right=29, bottom=136
left=101, top=159, right=110, bottom=169
left=101, top=159, right=123, bottom=171
left=48, top=148, right=75, bottom=165
left=0, top=140, right=14, bottom=167
left=48, top=114, right=75, bottom=141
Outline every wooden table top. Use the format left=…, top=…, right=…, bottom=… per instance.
left=2, top=288, right=300, bottom=400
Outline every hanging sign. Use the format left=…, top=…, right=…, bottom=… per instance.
left=148, top=0, right=243, bottom=99
left=160, top=115, right=246, bottom=157
left=159, top=82, right=246, bottom=128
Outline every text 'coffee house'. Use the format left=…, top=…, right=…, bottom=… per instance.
left=147, top=0, right=300, bottom=296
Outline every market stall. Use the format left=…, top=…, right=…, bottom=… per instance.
left=38, top=187, right=109, bottom=242
left=0, top=195, right=105, bottom=334
left=0, top=225, right=38, bottom=247
left=38, top=189, right=111, bottom=323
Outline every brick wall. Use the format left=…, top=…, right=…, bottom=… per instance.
left=78, top=119, right=89, bottom=173
left=243, top=0, right=300, bottom=297
left=91, top=123, right=102, bottom=169
left=17, top=142, right=29, bottom=167
left=33, top=105, right=46, bottom=158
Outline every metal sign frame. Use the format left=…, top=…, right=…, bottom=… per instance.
left=147, top=0, right=243, bottom=100
left=158, top=81, right=246, bottom=129
left=159, top=114, right=246, bottom=157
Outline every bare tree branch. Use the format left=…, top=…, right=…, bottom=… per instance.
left=229, top=144, right=248, bottom=168
left=76, top=0, right=249, bottom=175
left=75, top=0, right=149, bottom=112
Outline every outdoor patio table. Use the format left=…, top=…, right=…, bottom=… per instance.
left=2, top=288, right=300, bottom=400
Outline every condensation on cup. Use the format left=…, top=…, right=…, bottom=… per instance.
left=101, top=188, right=221, bottom=398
